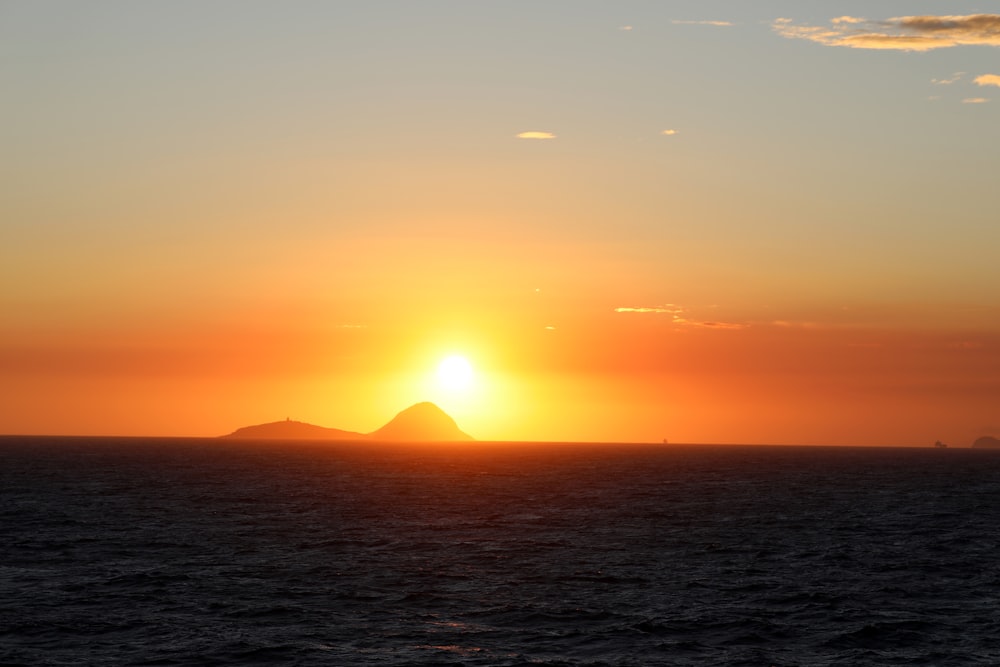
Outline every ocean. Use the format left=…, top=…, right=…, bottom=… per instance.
left=2, top=437, right=999, bottom=666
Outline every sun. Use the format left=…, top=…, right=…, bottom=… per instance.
left=437, top=355, right=474, bottom=391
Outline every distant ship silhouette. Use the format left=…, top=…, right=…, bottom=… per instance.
left=222, top=402, right=473, bottom=442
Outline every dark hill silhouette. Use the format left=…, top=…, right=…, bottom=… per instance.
left=221, top=402, right=472, bottom=441
left=972, top=435, right=1000, bottom=449
left=368, top=402, right=472, bottom=442
left=223, top=419, right=363, bottom=440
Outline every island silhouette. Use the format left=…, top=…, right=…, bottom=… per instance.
left=222, top=402, right=473, bottom=442
left=971, top=435, right=1000, bottom=449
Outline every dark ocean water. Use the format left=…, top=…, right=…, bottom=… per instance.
left=3, top=437, right=1000, bottom=666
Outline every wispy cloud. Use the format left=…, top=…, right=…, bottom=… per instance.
left=661, top=129, right=679, bottom=136
left=618, top=25, right=633, bottom=31
left=963, top=97, right=990, bottom=104
left=975, top=74, right=1000, bottom=87
left=516, top=131, right=556, bottom=139
left=692, top=321, right=747, bottom=330
left=614, top=305, right=747, bottom=329
left=774, top=14, right=1000, bottom=51
left=932, top=72, right=965, bottom=84
left=614, top=306, right=682, bottom=315
left=672, top=20, right=734, bottom=27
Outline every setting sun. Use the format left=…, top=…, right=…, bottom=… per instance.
left=436, top=355, right=474, bottom=392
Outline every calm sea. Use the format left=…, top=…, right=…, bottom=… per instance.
left=3, top=437, right=1000, bottom=666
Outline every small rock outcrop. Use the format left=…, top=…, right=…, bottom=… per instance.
left=972, top=435, right=1000, bottom=449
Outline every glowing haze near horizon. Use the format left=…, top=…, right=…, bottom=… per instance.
left=3, top=1, right=999, bottom=445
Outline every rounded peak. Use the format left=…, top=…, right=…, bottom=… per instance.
left=972, top=435, right=1000, bottom=449
left=399, top=401, right=448, bottom=414
left=370, top=402, right=472, bottom=441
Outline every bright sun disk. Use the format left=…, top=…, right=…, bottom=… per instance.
left=437, top=355, right=474, bottom=391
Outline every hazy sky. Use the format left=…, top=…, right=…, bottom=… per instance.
left=3, top=1, right=999, bottom=444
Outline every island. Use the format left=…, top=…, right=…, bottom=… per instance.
left=971, top=435, right=1000, bottom=449
left=221, top=402, right=473, bottom=442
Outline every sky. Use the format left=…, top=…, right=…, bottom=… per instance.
left=2, top=1, right=999, bottom=445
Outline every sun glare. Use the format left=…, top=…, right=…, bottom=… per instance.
left=437, top=355, right=474, bottom=391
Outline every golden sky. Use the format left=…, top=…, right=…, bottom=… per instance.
left=2, top=2, right=999, bottom=444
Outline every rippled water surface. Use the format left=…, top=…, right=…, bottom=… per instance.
left=3, top=437, right=1000, bottom=665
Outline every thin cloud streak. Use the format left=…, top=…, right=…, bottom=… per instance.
left=975, top=74, right=1000, bottom=87
left=932, top=72, right=965, bottom=85
left=672, top=20, right=734, bottom=27
left=692, top=321, right=747, bottom=330
left=516, top=131, right=556, bottom=139
left=615, top=306, right=682, bottom=314
left=614, top=305, right=746, bottom=330
left=963, top=97, right=989, bottom=104
left=774, top=14, right=1000, bottom=51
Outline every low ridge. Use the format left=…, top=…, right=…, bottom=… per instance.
left=222, top=419, right=363, bottom=440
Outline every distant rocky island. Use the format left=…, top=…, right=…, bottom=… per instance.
left=971, top=435, right=1000, bottom=449
left=222, top=402, right=473, bottom=442
left=222, top=421, right=364, bottom=440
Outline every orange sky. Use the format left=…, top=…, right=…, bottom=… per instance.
left=2, top=2, right=999, bottom=445
left=4, top=289, right=998, bottom=444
